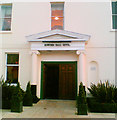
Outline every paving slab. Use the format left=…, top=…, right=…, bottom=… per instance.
left=1, top=100, right=116, bottom=119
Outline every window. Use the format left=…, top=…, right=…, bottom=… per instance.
left=51, top=2, right=64, bottom=30
left=112, top=1, right=117, bottom=29
left=0, top=4, right=12, bottom=31
left=6, top=54, right=19, bottom=83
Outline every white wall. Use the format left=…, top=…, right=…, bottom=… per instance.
left=0, top=1, right=115, bottom=93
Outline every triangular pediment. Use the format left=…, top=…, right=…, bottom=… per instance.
left=39, top=34, right=77, bottom=39
left=27, top=29, right=90, bottom=42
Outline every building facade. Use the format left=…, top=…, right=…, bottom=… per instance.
left=0, top=0, right=116, bottom=99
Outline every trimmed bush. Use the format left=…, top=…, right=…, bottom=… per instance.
left=23, top=82, right=33, bottom=106
left=77, top=82, right=87, bottom=115
left=1, top=76, right=24, bottom=109
left=2, top=83, right=16, bottom=109
left=11, top=83, right=23, bottom=112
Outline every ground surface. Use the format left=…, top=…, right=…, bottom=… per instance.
left=1, top=100, right=116, bottom=118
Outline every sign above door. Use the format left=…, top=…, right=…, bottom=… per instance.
left=26, top=29, right=90, bottom=51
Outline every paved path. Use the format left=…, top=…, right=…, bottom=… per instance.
left=1, top=100, right=116, bottom=118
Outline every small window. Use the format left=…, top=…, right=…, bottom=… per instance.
left=112, top=2, right=117, bottom=29
left=0, top=4, right=12, bottom=31
left=6, top=54, right=19, bottom=83
left=51, top=2, right=64, bottom=30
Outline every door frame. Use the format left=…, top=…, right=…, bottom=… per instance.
left=40, top=61, right=77, bottom=99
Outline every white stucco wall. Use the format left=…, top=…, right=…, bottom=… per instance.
left=0, top=1, right=115, bottom=96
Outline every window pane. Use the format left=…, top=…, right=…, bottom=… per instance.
left=0, top=18, right=2, bottom=31
left=7, top=54, right=19, bottom=64
left=52, top=10, right=63, bottom=16
left=51, top=3, right=64, bottom=30
left=6, top=66, right=18, bottom=83
left=1, top=5, right=12, bottom=18
left=1, top=5, right=12, bottom=31
left=112, top=15, right=117, bottom=29
left=51, top=3, right=64, bottom=11
left=51, top=17, right=63, bottom=30
left=112, top=2, right=117, bottom=14
left=2, top=18, right=11, bottom=31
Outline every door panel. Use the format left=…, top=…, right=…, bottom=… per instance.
left=59, top=64, right=76, bottom=99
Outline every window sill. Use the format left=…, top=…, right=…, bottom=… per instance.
left=110, top=29, right=117, bottom=32
left=0, top=31, right=12, bottom=34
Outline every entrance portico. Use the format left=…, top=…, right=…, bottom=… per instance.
left=27, top=29, right=90, bottom=99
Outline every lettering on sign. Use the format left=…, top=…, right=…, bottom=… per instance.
left=44, top=43, right=71, bottom=47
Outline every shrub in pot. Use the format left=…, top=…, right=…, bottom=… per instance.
left=2, top=80, right=16, bottom=109
left=77, top=82, right=87, bottom=115
left=23, top=82, right=33, bottom=106
left=11, top=83, right=23, bottom=112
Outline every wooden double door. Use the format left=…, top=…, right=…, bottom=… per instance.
left=43, top=62, right=76, bottom=100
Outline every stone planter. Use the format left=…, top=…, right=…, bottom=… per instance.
left=11, top=101, right=23, bottom=113
left=77, top=104, right=88, bottom=115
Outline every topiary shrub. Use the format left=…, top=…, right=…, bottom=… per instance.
left=2, top=79, right=16, bottom=109
left=11, top=82, right=23, bottom=112
left=77, top=82, right=87, bottom=115
left=23, top=82, right=33, bottom=106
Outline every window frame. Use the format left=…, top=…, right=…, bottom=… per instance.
left=0, top=3, right=12, bottom=32
left=111, top=1, right=117, bottom=30
left=51, top=2, right=64, bottom=30
left=5, top=53, right=19, bottom=84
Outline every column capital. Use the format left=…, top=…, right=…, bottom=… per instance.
left=30, top=50, right=40, bottom=55
left=76, top=50, right=86, bottom=55
left=76, top=51, right=80, bottom=55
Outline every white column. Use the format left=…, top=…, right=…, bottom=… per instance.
left=31, top=50, right=40, bottom=85
left=76, top=51, right=86, bottom=86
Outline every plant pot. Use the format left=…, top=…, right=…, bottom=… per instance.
left=88, top=102, right=117, bottom=113
left=2, top=99, right=11, bottom=109
left=77, top=104, right=88, bottom=115
left=11, top=101, right=23, bottom=113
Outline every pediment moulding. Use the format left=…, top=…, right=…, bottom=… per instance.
left=26, top=29, right=90, bottom=42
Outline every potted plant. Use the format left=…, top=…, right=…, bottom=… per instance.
left=77, top=82, right=87, bottom=115
left=11, top=83, right=23, bottom=112
left=87, top=81, right=117, bottom=113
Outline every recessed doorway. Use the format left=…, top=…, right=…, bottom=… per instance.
left=41, top=62, right=77, bottom=100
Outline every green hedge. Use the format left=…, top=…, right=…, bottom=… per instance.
left=87, top=97, right=117, bottom=113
